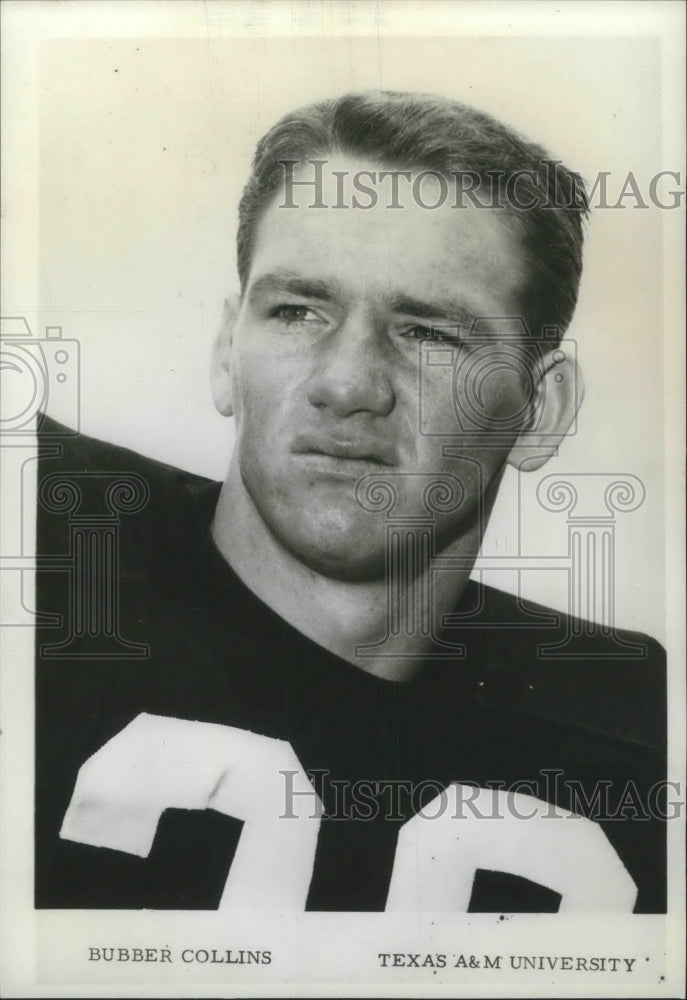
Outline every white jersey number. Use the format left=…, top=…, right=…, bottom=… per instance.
left=61, top=712, right=637, bottom=911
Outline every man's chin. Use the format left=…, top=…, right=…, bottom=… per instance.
left=242, top=473, right=387, bottom=581
left=279, top=528, right=388, bottom=583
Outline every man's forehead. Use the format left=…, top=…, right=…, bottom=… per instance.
left=248, top=156, right=527, bottom=312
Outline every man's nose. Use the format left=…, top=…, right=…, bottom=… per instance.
left=306, top=309, right=395, bottom=417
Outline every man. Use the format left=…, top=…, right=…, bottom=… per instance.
left=35, top=91, right=665, bottom=912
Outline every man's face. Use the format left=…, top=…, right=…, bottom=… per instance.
left=224, top=156, right=534, bottom=581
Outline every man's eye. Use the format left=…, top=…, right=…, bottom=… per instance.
left=401, top=324, right=461, bottom=344
left=402, top=324, right=434, bottom=341
left=270, top=304, right=319, bottom=325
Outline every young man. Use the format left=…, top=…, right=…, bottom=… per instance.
left=35, top=91, right=665, bottom=912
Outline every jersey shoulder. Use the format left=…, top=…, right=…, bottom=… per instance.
left=36, top=414, right=219, bottom=546
left=460, top=580, right=666, bottom=753
left=36, top=413, right=215, bottom=487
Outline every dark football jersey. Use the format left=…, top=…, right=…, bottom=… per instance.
left=35, top=417, right=667, bottom=912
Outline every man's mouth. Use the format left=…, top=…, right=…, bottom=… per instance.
left=291, top=433, right=396, bottom=467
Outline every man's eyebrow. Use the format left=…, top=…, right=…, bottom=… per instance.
left=246, top=271, right=340, bottom=302
left=385, top=293, right=475, bottom=326
left=247, top=272, right=476, bottom=326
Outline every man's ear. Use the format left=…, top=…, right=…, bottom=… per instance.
left=507, top=347, right=584, bottom=472
left=211, top=296, right=239, bottom=417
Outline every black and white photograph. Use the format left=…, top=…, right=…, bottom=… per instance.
left=1, top=1, right=685, bottom=997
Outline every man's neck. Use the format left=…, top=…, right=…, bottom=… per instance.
left=211, top=467, right=480, bottom=683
